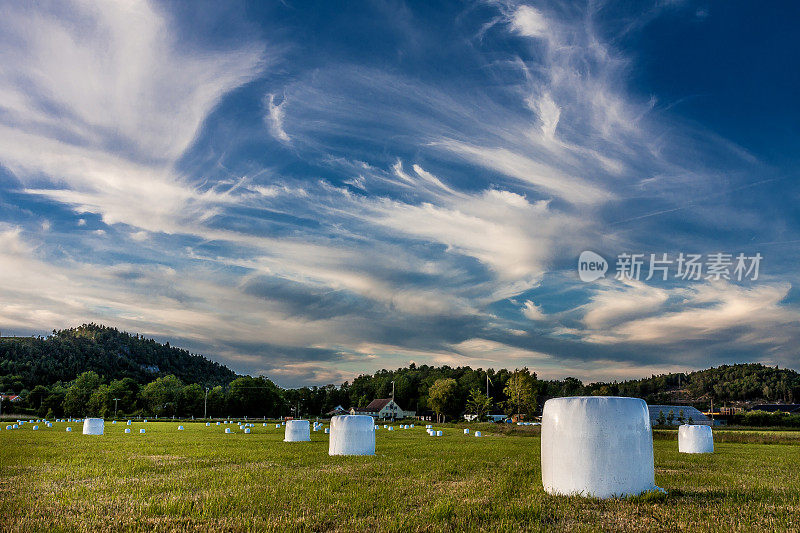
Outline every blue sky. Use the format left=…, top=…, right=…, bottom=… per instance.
left=1, top=0, right=798, bottom=387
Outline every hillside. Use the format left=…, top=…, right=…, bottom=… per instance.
left=583, top=363, right=800, bottom=407
left=0, top=324, right=236, bottom=391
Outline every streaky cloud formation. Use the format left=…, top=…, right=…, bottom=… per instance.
left=0, top=0, right=798, bottom=386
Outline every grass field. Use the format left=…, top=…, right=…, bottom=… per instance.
left=1, top=421, right=799, bottom=532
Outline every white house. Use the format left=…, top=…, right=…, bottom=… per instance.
left=350, top=398, right=415, bottom=420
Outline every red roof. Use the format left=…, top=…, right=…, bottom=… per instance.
left=364, top=398, right=393, bottom=411
left=1, top=395, right=20, bottom=402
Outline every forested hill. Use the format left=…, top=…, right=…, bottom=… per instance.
left=0, top=324, right=235, bottom=391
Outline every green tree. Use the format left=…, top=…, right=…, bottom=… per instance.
left=657, top=410, right=666, bottom=426
left=226, top=376, right=283, bottom=417
left=140, top=375, right=183, bottom=417
left=181, top=383, right=205, bottom=418
left=86, top=384, right=110, bottom=417
left=63, top=371, right=103, bottom=416
left=428, top=378, right=458, bottom=422
left=465, top=389, right=492, bottom=421
left=503, top=369, right=538, bottom=419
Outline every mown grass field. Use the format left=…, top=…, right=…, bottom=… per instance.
left=1, top=421, right=799, bottom=532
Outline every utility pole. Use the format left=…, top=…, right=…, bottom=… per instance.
left=391, top=380, right=395, bottom=400
left=204, top=387, right=209, bottom=419
left=113, top=398, right=120, bottom=418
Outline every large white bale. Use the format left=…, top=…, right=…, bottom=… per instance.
left=82, top=418, right=104, bottom=435
left=284, top=420, right=311, bottom=442
left=328, top=415, right=375, bottom=456
left=678, top=424, right=714, bottom=454
left=541, top=396, right=659, bottom=499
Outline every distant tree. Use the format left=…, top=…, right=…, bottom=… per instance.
left=226, top=376, right=283, bottom=417
left=678, top=409, right=685, bottom=424
left=63, top=371, right=103, bottom=416
left=140, top=375, right=183, bottom=417
left=503, top=369, right=538, bottom=419
left=688, top=416, right=694, bottom=425
left=87, top=384, right=110, bottom=417
left=666, top=410, right=675, bottom=425
left=657, top=410, right=667, bottom=426
left=428, top=378, right=458, bottom=423
left=465, top=389, right=492, bottom=421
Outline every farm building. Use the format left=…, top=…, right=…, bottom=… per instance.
left=350, top=398, right=415, bottom=420
left=648, top=405, right=712, bottom=426
left=326, top=405, right=348, bottom=416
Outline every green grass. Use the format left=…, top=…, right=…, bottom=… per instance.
left=1, top=421, right=798, bottom=532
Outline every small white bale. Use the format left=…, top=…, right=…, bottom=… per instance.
left=263, top=423, right=267, bottom=427
left=426, top=425, right=432, bottom=429
left=66, top=427, right=72, bottom=432
left=410, top=424, right=414, bottom=428
left=82, top=418, right=104, bottom=435
left=124, top=428, right=130, bottom=434
left=475, top=431, right=482, bottom=437
left=324, top=428, right=330, bottom=434
left=275, top=424, right=281, bottom=429
left=388, top=426, right=394, bottom=431
left=112, top=421, right=116, bottom=424
left=33, top=425, right=39, bottom=430
left=216, top=422, right=221, bottom=426
left=284, top=420, right=311, bottom=442
left=178, top=426, right=184, bottom=430
left=464, top=428, right=469, bottom=434
left=541, top=396, right=660, bottom=499
left=225, top=428, right=232, bottom=434
left=140, top=429, right=146, bottom=434
left=678, top=424, right=714, bottom=454
left=244, top=428, right=251, bottom=434
left=436, top=430, right=443, bottom=436
left=13, top=424, right=18, bottom=429
left=127, top=420, right=131, bottom=426
left=328, top=415, right=375, bottom=456
left=374, top=425, right=379, bottom=429
left=206, top=422, right=211, bottom=427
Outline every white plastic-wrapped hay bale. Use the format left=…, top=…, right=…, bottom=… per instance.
left=244, top=428, right=251, bottom=434
left=541, top=396, right=659, bottom=499
left=284, top=420, right=311, bottom=442
left=33, top=425, right=39, bottom=430
left=328, top=415, right=375, bottom=456
left=475, top=431, right=482, bottom=437
left=436, top=430, right=443, bottom=436
left=216, top=422, right=221, bottom=426
left=178, top=426, right=184, bottom=430
left=127, top=420, right=131, bottom=426
left=463, top=428, right=469, bottom=434
left=275, top=424, right=281, bottom=429
left=678, top=424, right=714, bottom=454
left=82, top=418, right=104, bottom=435
left=112, top=420, right=116, bottom=424
left=66, top=427, right=72, bottom=432
left=140, top=429, right=146, bottom=434
left=324, top=427, right=330, bottom=434
left=206, top=422, right=211, bottom=427
left=124, top=428, right=130, bottom=434
left=225, top=428, right=232, bottom=434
